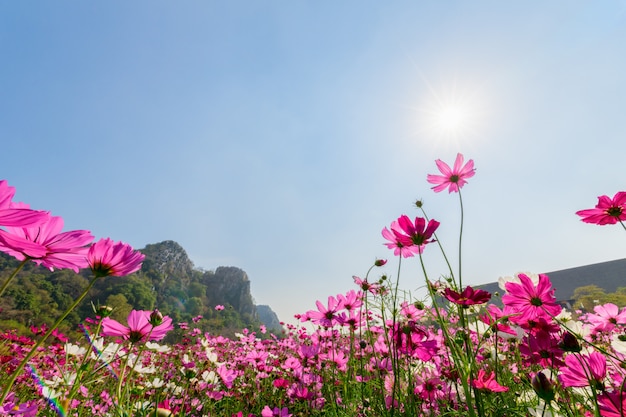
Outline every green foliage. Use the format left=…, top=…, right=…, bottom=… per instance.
left=0, top=242, right=272, bottom=342
left=572, top=284, right=626, bottom=312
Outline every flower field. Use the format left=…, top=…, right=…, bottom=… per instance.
left=2, top=155, right=626, bottom=417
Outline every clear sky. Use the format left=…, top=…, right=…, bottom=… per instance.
left=2, top=2, right=626, bottom=325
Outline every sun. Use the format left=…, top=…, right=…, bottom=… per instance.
left=409, top=75, right=488, bottom=147
left=434, top=104, right=471, bottom=136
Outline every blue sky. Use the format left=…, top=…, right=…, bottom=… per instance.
left=2, top=2, right=626, bottom=324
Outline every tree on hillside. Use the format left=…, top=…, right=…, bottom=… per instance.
left=572, top=284, right=626, bottom=312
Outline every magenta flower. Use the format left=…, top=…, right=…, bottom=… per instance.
left=598, top=391, right=626, bottom=417
left=559, top=351, right=606, bottom=388
left=0, top=215, right=93, bottom=272
left=0, top=392, right=38, bottom=417
left=303, top=295, right=345, bottom=327
left=576, top=191, right=626, bottom=225
left=382, top=219, right=417, bottom=258
left=471, top=369, right=508, bottom=392
left=87, top=238, right=145, bottom=278
left=501, top=273, right=562, bottom=324
left=396, top=215, right=440, bottom=250
left=0, top=180, right=49, bottom=228
left=101, top=309, right=173, bottom=343
left=443, top=286, right=491, bottom=307
left=261, top=406, right=292, bottom=417
left=426, top=153, right=476, bottom=193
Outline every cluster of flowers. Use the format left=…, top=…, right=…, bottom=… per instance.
left=3, top=154, right=626, bottom=416
left=0, top=180, right=147, bottom=414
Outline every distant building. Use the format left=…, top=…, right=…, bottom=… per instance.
left=477, top=258, right=626, bottom=309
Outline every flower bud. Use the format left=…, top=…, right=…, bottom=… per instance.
left=149, top=309, right=164, bottom=326
left=531, top=371, right=555, bottom=403
left=559, top=331, right=582, bottom=352
left=374, top=259, right=387, bottom=267
left=414, top=199, right=423, bottom=208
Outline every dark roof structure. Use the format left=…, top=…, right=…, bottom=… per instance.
left=477, top=258, right=626, bottom=304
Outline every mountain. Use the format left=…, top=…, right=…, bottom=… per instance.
left=0, top=240, right=283, bottom=340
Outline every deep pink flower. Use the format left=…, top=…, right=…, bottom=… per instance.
left=0, top=215, right=93, bottom=272
left=559, top=351, right=606, bottom=388
left=501, top=273, right=562, bottom=324
left=472, top=369, right=508, bottom=392
left=101, top=309, right=173, bottom=343
left=443, top=286, right=491, bottom=307
left=382, top=220, right=417, bottom=258
left=479, top=304, right=517, bottom=336
left=585, top=303, right=626, bottom=333
left=87, top=238, right=145, bottom=278
left=0, top=180, right=49, bottom=228
left=576, top=191, right=626, bottom=225
left=519, top=330, right=564, bottom=368
left=598, top=391, right=626, bottom=417
left=426, top=153, right=476, bottom=193
left=396, top=215, right=440, bottom=251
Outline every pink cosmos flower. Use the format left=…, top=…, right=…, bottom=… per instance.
left=443, top=286, right=491, bottom=307
left=261, top=406, right=292, bottom=417
left=501, top=273, right=562, bottom=324
left=0, top=215, right=93, bottom=272
left=598, top=391, right=626, bottom=417
left=87, top=238, right=145, bottom=278
left=559, top=351, right=606, bottom=388
left=0, top=180, right=49, bottom=228
left=576, top=191, right=626, bottom=225
left=101, top=309, right=173, bottom=343
left=426, top=153, right=476, bottom=193
left=396, top=215, right=440, bottom=251
left=382, top=219, right=417, bottom=258
left=471, top=369, right=508, bottom=392
left=303, top=295, right=345, bottom=327
left=585, top=303, right=626, bottom=333
left=1, top=392, right=38, bottom=417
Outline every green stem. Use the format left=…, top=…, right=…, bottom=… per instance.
left=0, top=275, right=99, bottom=404
left=0, top=258, right=28, bottom=299
left=457, top=189, right=465, bottom=290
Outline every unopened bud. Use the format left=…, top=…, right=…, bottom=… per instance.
left=414, top=199, right=423, bottom=208
left=531, top=372, right=555, bottom=403
left=374, top=259, right=387, bottom=267
left=92, top=303, right=113, bottom=318
left=559, top=331, right=582, bottom=353
left=149, top=309, right=164, bottom=326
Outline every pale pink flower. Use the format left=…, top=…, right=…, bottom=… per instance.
left=0, top=215, right=93, bottom=272
left=426, top=153, right=476, bottom=193
left=585, top=303, right=626, bottom=333
left=87, top=238, right=145, bottom=277
left=101, top=309, right=173, bottom=343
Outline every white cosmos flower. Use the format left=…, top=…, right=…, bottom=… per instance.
left=146, top=342, right=171, bottom=353
left=498, top=272, right=540, bottom=291
left=64, top=342, right=87, bottom=356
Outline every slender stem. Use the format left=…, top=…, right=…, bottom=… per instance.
left=0, top=275, right=99, bottom=403
left=0, top=258, right=28, bottom=299
left=419, top=207, right=455, bottom=284
left=457, top=189, right=465, bottom=289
